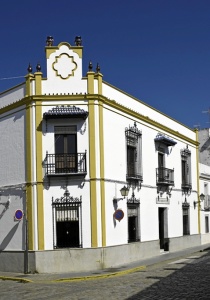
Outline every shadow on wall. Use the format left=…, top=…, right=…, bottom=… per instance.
left=0, top=222, right=20, bottom=251
left=200, top=137, right=210, bottom=152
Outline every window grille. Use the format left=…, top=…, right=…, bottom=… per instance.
left=52, top=189, right=82, bottom=248
left=125, top=122, right=143, bottom=185
left=181, top=147, right=192, bottom=193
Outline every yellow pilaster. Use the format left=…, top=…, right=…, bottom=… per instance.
left=99, top=100, right=106, bottom=246
left=88, top=98, right=98, bottom=247
left=25, top=74, right=34, bottom=97
left=87, top=71, right=95, bottom=94
left=34, top=72, right=42, bottom=95
left=25, top=102, right=34, bottom=250
left=94, top=73, right=103, bottom=95
left=195, top=129, right=201, bottom=234
left=35, top=100, right=44, bottom=250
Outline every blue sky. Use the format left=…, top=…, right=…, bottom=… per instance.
left=0, top=0, right=210, bottom=129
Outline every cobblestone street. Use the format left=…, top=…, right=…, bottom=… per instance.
left=1, top=249, right=210, bottom=299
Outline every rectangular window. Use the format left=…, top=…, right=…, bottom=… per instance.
left=181, top=148, right=192, bottom=192
left=205, top=216, right=209, bottom=233
left=125, top=123, right=142, bottom=184
left=183, top=206, right=190, bottom=235
left=54, top=126, right=77, bottom=173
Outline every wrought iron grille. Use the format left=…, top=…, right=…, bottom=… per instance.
left=156, top=167, right=174, bottom=186
left=125, top=122, right=143, bottom=184
left=45, top=152, right=87, bottom=175
left=52, top=189, right=82, bottom=248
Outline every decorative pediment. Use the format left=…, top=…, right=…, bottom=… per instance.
left=154, top=133, right=177, bottom=147
left=43, top=105, right=89, bottom=120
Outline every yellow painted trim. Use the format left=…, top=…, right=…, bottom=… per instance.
left=101, top=97, right=198, bottom=146
left=45, top=46, right=58, bottom=59
left=26, top=103, right=34, bottom=250
left=99, top=100, right=106, bottom=246
left=87, top=72, right=95, bottom=94
left=34, top=72, right=42, bottom=95
left=103, top=80, right=195, bottom=132
left=88, top=99, right=98, bottom=247
left=195, top=129, right=201, bottom=234
left=35, top=100, right=44, bottom=250
left=52, top=54, right=77, bottom=79
left=72, top=47, right=83, bottom=58
left=25, top=74, right=34, bottom=97
left=57, top=42, right=72, bottom=48
left=94, top=73, right=103, bottom=95
left=0, top=94, right=198, bottom=146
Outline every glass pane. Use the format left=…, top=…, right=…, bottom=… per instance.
left=67, top=134, right=77, bottom=153
left=55, top=134, right=64, bottom=154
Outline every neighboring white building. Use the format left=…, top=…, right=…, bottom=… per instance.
left=0, top=36, right=201, bottom=273
left=198, top=129, right=210, bottom=244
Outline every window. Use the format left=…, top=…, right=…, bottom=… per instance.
left=54, top=126, right=77, bottom=173
left=181, top=147, right=192, bottom=192
left=205, top=216, right=209, bottom=233
left=52, top=189, right=82, bottom=248
left=182, top=203, right=190, bottom=235
left=125, top=122, right=142, bottom=185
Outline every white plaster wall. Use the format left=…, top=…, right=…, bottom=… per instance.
left=43, top=182, right=91, bottom=250
left=0, top=108, right=26, bottom=186
left=41, top=102, right=91, bottom=249
left=0, top=84, right=25, bottom=109
left=42, top=44, right=87, bottom=95
left=199, top=163, right=210, bottom=236
left=102, top=101, right=198, bottom=246
left=103, top=82, right=196, bottom=140
left=105, top=181, right=128, bottom=246
left=0, top=191, right=25, bottom=250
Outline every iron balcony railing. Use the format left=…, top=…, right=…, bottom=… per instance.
left=156, top=167, right=174, bottom=186
left=45, top=153, right=87, bottom=175
left=181, top=180, right=192, bottom=191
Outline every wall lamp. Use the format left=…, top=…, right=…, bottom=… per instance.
left=113, top=186, right=129, bottom=205
left=193, top=193, right=205, bottom=209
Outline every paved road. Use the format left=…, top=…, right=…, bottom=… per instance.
left=1, top=249, right=210, bottom=299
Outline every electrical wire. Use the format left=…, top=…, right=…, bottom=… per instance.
left=0, top=75, right=25, bottom=80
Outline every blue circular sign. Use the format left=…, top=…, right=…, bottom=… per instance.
left=15, top=209, right=23, bottom=220
left=113, top=209, right=124, bottom=222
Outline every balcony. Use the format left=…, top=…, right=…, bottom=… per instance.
left=126, top=165, right=143, bottom=187
left=156, top=167, right=174, bottom=186
left=45, top=153, right=87, bottom=176
left=181, top=180, right=192, bottom=193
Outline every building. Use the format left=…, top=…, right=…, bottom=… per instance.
left=0, top=36, right=202, bottom=273
left=198, top=129, right=210, bottom=244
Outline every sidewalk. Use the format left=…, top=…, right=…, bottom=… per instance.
left=1, top=243, right=210, bottom=284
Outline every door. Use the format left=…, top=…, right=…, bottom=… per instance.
left=159, top=208, right=165, bottom=249
left=56, top=220, right=79, bottom=248
left=128, top=216, right=137, bottom=242
left=158, top=207, right=169, bottom=251
left=158, top=152, right=164, bottom=181
left=55, top=133, right=77, bottom=172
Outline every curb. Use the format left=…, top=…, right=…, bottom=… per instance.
left=0, top=276, right=33, bottom=283
left=0, top=265, right=146, bottom=284
left=53, top=265, right=146, bottom=283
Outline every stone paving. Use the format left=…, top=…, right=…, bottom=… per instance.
left=1, top=249, right=210, bottom=299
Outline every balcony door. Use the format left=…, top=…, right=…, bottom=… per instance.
left=55, top=126, right=77, bottom=173
left=158, top=152, right=164, bottom=182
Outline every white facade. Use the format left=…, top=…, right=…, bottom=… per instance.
left=0, top=37, right=202, bottom=273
